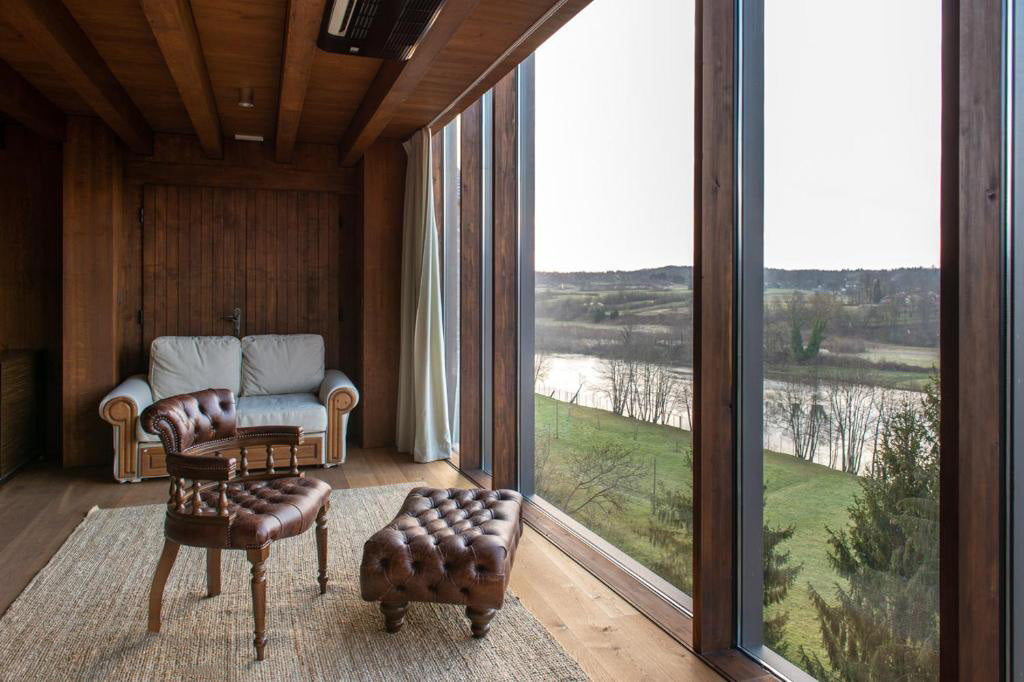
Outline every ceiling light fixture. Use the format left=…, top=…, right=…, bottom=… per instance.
left=234, top=133, right=264, bottom=142
left=238, top=86, right=255, bottom=109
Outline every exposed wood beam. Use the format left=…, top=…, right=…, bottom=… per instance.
left=0, top=58, right=65, bottom=141
left=339, top=0, right=479, bottom=167
left=275, top=0, right=326, bottom=163
left=141, top=0, right=222, bottom=159
left=0, top=0, right=153, bottom=154
left=429, top=0, right=591, bottom=133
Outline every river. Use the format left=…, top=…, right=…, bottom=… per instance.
left=534, top=353, right=923, bottom=476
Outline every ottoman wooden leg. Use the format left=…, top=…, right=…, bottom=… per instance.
left=466, top=606, right=496, bottom=638
left=380, top=601, right=408, bottom=633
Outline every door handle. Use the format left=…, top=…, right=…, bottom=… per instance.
left=222, top=307, right=242, bottom=337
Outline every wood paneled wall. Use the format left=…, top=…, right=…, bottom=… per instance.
left=63, top=116, right=125, bottom=468
left=0, top=120, right=62, bottom=460
left=138, top=185, right=346, bottom=369
left=60, top=128, right=370, bottom=467
left=356, top=139, right=406, bottom=448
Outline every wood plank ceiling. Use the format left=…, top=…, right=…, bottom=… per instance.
left=0, top=0, right=586, bottom=163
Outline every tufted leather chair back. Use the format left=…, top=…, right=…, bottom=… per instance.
left=141, top=388, right=238, bottom=454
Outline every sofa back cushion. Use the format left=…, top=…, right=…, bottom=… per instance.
left=240, top=334, right=325, bottom=396
left=149, top=336, right=242, bottom=401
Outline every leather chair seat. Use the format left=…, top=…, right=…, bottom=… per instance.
left=166, top=476, right=331, bottom=549
left=360, top=487, right=523, bottom=610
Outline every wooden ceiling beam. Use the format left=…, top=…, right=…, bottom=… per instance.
left=339, top=0, right=480, bottom=167
left=0, top=58, right=65, bottom=142
left=0, top=0, right=153, bottom=154
left=275, top=0, right=326, bottom=163
left=429, top=0, right=591, bottom=133
left=141, top=0, right=222, bottom=159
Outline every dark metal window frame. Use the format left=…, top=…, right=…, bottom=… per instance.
left=1011, top=0, right=1022, bottom=674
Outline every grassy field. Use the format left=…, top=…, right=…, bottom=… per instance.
left=534, top=394, right=860, bottom=668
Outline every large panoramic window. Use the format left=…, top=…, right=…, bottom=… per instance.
left=740, top=2, right=942, bottom=678
left=520, top=0, right=696, bottom=602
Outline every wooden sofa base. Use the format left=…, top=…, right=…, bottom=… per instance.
left=134, top=434, right=326, bottom=480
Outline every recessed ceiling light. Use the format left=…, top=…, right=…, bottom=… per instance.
left=234, top=134, right=264, bottom=142
left=238, top=86, right=255, bottom=109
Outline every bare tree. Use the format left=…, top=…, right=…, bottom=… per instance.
left=533, top=352, right=551, bottom=388
left=823, top=372, right=879, bottom=474
left=769, top=380, right=827, bottom=462
left=537, top=440, right=649, bottom=517
left=599, top=356, right=633, bottom=416
left=675, top=378, right=694, bottom=431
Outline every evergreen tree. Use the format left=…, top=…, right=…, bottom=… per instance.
left=790, top=318, right=827, bottom=362
left=645, top=460, right=802, bottom=643
left=800, top=380, right=940, bottom=681
left=764, top=522, right=802, bottom=655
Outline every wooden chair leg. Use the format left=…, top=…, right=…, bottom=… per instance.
left=466, top=606, right=496, bottom=638
left=206, top=548, right=221, bottom=597
left=246, top=546, right=270, bottom=661
left=380, top=601, right=408, bottom=633
left=147, top=539, right=180, bottom=633
left=316, top=502, right=329, bottom=594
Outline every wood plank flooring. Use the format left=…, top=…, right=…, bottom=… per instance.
left=0, top=448, right=720, bottom=681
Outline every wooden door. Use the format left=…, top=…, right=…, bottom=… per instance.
left=141, top=185, right=344, bottom=368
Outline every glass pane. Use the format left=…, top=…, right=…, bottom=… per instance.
left=528, top=0, right=696, bottom=598
left=760, top=2, right=941, bottom=676
left=442, top=119, right=461, bottom=449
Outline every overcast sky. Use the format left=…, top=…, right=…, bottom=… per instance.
left=533, top=0, right=942, bottom=273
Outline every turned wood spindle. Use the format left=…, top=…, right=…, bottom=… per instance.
left=192, top=480, right=202, bottom=515
left=266, top=444, right=275, bottom=473
left=240, top=447, right=249, bottom=476
left=217, top=481, right=229, bottom=517
left=289, top=444, right=299, bottom=473
left=175, top=478, right=186, bottom=513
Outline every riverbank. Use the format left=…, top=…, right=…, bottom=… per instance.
left=534, top=393, right=860, bottom=670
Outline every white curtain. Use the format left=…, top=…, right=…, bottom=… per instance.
left=396, top=129, right=452, bottom=462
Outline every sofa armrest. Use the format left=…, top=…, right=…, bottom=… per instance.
left=319, top=370, right=359, bottom=413
left=99, top=375, right=154, bottom=424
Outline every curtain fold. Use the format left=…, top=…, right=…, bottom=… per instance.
left=395, top=129, right=452, bottom=462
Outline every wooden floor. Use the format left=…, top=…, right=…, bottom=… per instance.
left=0, top=447, right=720, bottom=681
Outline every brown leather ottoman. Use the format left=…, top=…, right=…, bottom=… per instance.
left=360, top=487, right=523, bottom=637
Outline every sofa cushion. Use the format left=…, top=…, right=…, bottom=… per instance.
left=240, top=334, right=325, bottom=397
left=236, top=393, right=328, bottom=434
left=149, top=336, right=242, bottom=401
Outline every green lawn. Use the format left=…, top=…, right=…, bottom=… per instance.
left=534, top=394, right=860, bottom=668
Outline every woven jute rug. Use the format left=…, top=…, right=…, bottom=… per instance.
left=0, top=482, right=587, bottom=681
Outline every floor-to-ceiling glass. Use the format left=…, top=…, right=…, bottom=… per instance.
left=521, top=0, right=696, bottom=600
left=741, top=2, right=942, bottom=678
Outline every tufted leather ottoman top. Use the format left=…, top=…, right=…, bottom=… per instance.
left=166, top=476, right=331, bottom=549
left=360, top=487, right=524, bottom=609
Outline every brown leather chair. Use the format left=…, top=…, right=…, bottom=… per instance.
left=140, top=388, right=332, bottom=661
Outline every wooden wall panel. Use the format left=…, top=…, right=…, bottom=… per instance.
left=63, top=116, right=124, bottom=467
left=138, top=185, right=344, bottom=369
left=941, top=0, right=1007, bottom=677
left=491, top=71, right=518, bottom=491
left=0, top=120, right=62, bottom=461
left=357, top=139, right=406, bottom=448
left=459, top=100, right=483, bottom=472
left=692, top=0, right=737, bottom=654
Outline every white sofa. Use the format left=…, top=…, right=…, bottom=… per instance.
left=100, top=334, right=359, bottom=482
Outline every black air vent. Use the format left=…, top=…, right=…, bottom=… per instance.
left=317, top=0, right=444, bottom=61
